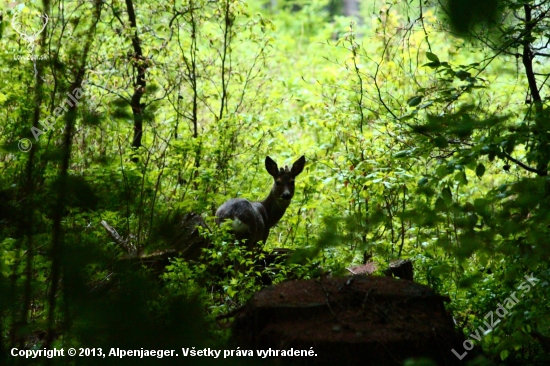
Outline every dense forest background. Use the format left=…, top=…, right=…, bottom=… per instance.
left=1, top=0, right=550, bottom=364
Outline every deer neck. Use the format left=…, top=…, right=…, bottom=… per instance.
left=260, top=191, right=291, bottom=229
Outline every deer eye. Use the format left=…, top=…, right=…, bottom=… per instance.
left=275, top=181, right=282, bottom=186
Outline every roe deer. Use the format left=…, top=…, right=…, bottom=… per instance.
left=216, top=156, right=306, bottom=251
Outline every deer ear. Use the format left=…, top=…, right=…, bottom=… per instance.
left=265, top=156, right=279, bottom=177
left=291, top=156, right=306, bottom=176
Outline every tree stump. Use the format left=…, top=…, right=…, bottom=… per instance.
left=384, top=259, right=414, bottom=281
left=232, top=275, right=471, bottom=365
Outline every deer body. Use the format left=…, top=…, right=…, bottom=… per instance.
left=216, top=156, right=306, bottom=250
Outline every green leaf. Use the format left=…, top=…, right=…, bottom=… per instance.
left=455, top=70, right=471, bottom=80
left=454, top=171, right=468, bottom=185
left=422, top=61, right=441, bottom=68
left=436, top=164, right=451, bottom=178
left=500, top=349, right=509, bottom=360
left=393, top=148, right=417, bottom=158
left=418, top=101, right=434, bottom=109
left=226, top=286, right=237, bottom=298
left=407, top=96, right=423, bottom=107
left=475, top=163, right=486, bottom=177
left=399, top=112, right=417, bottom=121
left=426, top=52, right=440, bottom=62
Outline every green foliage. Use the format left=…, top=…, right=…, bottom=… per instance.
left=1, top=0, right=550, bottom=364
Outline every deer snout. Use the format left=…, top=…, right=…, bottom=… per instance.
left=281, top=191, right=293, bottom=200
